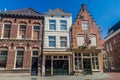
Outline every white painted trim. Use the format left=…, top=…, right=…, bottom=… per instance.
left=1, top=23, right=11, bottom=39
left=105, top=29, right=120, bottom=41
left=17, top=23, right=26, bottom=39
left=32, top=24, right=40, bottom=40
left=13, top=50, right=17, bottom=69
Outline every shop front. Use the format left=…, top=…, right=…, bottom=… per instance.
left=42, top=52, right=72, bottom=76
left=72, top=49, right=102, bottom=75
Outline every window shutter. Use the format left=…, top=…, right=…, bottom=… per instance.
left=77, top=35, right=85, bottom=46
left=89, top=35, right=97, bottom=46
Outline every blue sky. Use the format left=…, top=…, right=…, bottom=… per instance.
left=0, top=0, right=120, bottom=39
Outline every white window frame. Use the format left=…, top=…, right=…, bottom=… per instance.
left=60, top=20, right=67, bottom=30
left=60, top=36, right=67, bottom=48
left=48, top=36, right=56, bottom=48
left=82, top=21, right=89, bottom=30
left=49, top=20, right=56, bottom=30
left=32, top=24, right=40, bottom=40
left=17, top=23, right=26, bottom=39
left=14, top=50, right=24, bottom=69
left=2, top=23, right=11, bottom=39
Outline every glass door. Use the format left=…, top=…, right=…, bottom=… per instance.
left=31, top=57, right=38, bottom=76
left=83, top=59, right=92, bottom=75
left=45, top=59, right=51, bottom=76
left=53, top=60, right=68, bottom=75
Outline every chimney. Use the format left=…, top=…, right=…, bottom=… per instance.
left=81, top=4, right=86, bottom=12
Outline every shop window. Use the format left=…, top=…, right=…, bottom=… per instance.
left=59, top=56, right=63, bottom=59
left=15, top=51, right=24, bottom=68
left=3, top=24, right=11, bottom=38
left=0, top=51, right=8, bottom=68
left=64, top=56, right=68, bottom=59
left=18, top=24, right=26, bottom=39
left=92, top=53, right=99, bottom=69
left=54, top=56, right=57, bottom=58
left=33, top=25, right=40, bottom=40
left=46, top=55, right=51, bottom=59
left=74, top=53, right=82, bottom=70
left=60, top=37, right=67, bottom=47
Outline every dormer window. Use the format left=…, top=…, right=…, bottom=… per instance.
left=82, top=21, right=89, bottom=30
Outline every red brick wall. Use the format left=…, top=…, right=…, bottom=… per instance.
left=105, top=32, right=120, bottom=71
left=23, top=50, right=31, bottom=68
left=6, top=50, right=15, bottom=69
left=71, top=5, right=103, bottom=72
left=26, top=25, right=32, bottom=39
left=71, top=5, right=102, bottom=48
left=0, top=16, right=43, bottom=71
left=10, top=24, right=18, bottom=39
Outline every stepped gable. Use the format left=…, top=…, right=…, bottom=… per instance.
left=74, top=4, right=98, bottom=27
left=0, top=8, right=42, bottom=17
left=44, top=8, right=71, bottom=16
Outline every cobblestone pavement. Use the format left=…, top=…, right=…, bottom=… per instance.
left=103, top=72, right=120, bottom=80
left=0, top=73, right=109, bottom=80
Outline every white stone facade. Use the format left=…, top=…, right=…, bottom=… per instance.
left=43, top=15, right=72, bottom=51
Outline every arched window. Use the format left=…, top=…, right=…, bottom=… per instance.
left=18, top=23, right=26, bottom=39
left=2, top=22, right=11, bottom=38
left=0, top=47, right=8, bottom=68
left=33, top=24, right=40, bottom=40
left=15, top=47, right=24, bottom=68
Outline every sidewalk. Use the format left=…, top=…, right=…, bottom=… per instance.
left=0, top=73, right=109, bottom=80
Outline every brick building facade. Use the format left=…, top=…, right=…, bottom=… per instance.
left=105, top=21, right=120, bottom=71
left=71, top=4, right=103, bottom=74
left=0, top=8, right=44, bottom=75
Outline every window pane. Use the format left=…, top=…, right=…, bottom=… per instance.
left=19, top=25, right=26, bottom=39
left=49, top=41, right=55, bottom=47
left=82, top=22, right=89, bottom=30
left=16, top=51, right=24, bottom=68
left=33, top=31, right=39, bottom=39
left=34, top=26, right=40, bottom=30
left=60, top=37, right=67, bottom=47
left=49, top=36, right=56, bottom=47
left=19, top=30, right=25, bottom=39
left=77, top=35, right=84, bottom=46
left=60, top=20, right=67, bottom=30
left=33, top=51, right=38, bottom=56
left=4, top=24, right=11, bottom=29
left=20, top=25, right=26, bottom=30
left=74, top=53, right=82, bottom=70
left=0, top=51, right=8, bottom=68
left=3, top=24, right=11, bottom=38
left=49, top=20, right=56, bottom=30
